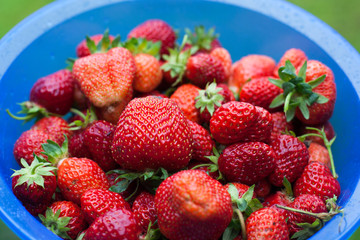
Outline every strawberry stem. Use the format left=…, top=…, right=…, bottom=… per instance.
left=234, top=209, right=247, bottom=240
left=275, top=204, right=338, bottom=221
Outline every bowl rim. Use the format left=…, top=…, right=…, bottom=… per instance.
left=0, top=0, right=360, bottom=239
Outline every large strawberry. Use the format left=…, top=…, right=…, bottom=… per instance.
left=273, top=48, right=307, bottom=77
left=40, top=201, right=87, bottom=240
left=155, top=170, right=233, bottom=240
left=72, top=47, right=136, bottom=108
left=111, top=96, right=193, bottom=171
left=218, top=142, right=275, bottom=185
left=31, top=116, right=71, bottom=145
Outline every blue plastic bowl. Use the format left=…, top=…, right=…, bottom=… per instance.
left=1, top=0, right=360, bottom=239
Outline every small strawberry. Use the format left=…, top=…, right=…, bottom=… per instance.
left=132, top=191, right=157, bottom=231
left=76, top=31, right=116, bottom=58
left=239, top=76, right=282, bottom=111
left=269, top=134, right=309, bottom=187
left=254, top=179, right=272, bottom=198
left=68, top=131, right=92, bottom=159
left=274, top=48, right=307, bottom=77
left=263, top=191, right=293, bottom=209
left=84, top=208, right=141, bottom=240
left=210, top=47, right=232, bottom=79
left=12, top=156, right=57, bottom=207
left=111, top=96, right=193, bottom=171
left=230, top=54, right=276, bottom=92
left=72, top=47, right=136, bottom=108
left=81, top=188, right=131, bottom=225
left=31, top=116, right=72, bottom=145
left=170, top=83, right=201, bottom=123
left=308, top=142, right=331, bottom=169
left=186, top=119, right=215, bottom=162
left=246, top=207, right=289, bottom=240
left=155, top=170, right=233, bottom=240
left=270, top=111, right=295, bottom=142
left=133, top=53, right=162, bottom=92
left=218, top=142, right=275, bottom=185
left=128, top=19, right=176, bottom=55
left=39, top=201, right=87, bottom=240
left=184, top=25, right=221, bottom=53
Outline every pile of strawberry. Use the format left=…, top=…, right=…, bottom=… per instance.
left=8, top=19, right=342, bottom=240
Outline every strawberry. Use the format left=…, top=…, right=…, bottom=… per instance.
left=218, top=142, right=275, bottom=185
left=31, top=116, right=72, bottom=145
left=239, top=76, right=282, bottom=111
left=111, top=96, right=193, bottom=171
left=68, top=131, right=92, bottom=159
left=210, top=47, right=232, bottom=79
left=299, top=121, right=335, bottom=146
left=186, top=119, right=215, bottom=162
left=269, top=134, right=309, bottom=187
left=308, top=142, right=331, bottom=169
left=195, top=82, right=235, bottom=123
left=263, top=191, right=293, bottom=209
left=135, top=90, right=168, bottom=99
left=72, top=47, right=136, bottom=108
left=246, top=207, right=289, bottom=240
left=13, top=129, right=54, bottom=166
left=294, top=161, right=341, bottom=202
left=84, top=208, right=141, bottom=240
left=170, top=83, right=201, bottom=123
left=132, top=191, right=157, bottom=231
left=270, top=111, right=295, bottom=142
left=210, top=102, right=272, bottom=145
left=128, top=19, right=176, bottom=55
left=274, top=48, right=307, bottom=77
left=254, top=179, right=272, bottom=198
left=40, top=201, right=87, bottom=240
left=133, top=53, right=162, bottom=92
left=155, top=170, right=233, bottom=240
left=23, top=202, right=49, bottom=216
left=81, top=188, right=131, bottom=224
left=76, top=33, right=115, bottom=58
left=225, top=182, right=256, bottom=199
left=184, top=26, right=221, bottom=53
left=12, top=156, right=57, bottom=207
left=73, top=81, right=89, bottom=110
left=230, top=54, right=276, bottom=92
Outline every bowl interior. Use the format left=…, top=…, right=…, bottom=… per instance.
left=0, top=0, right=359, bottom=239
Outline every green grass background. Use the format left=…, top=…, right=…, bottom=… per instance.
left=0, top=0, right=359, bottom=239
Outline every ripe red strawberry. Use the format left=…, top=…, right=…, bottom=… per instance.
left=85, top=208, right=141, bottom=240
left=239, top=76, right=282, bottom=111
left=186, top=119, right=215, bottom=162
left=186, top=53, right=227, bottom=88
left=263, top=191, right=293, bottom=209
left=81, top=188, right=131, bottom=224
left=294, top=161, right=341, bottom=202
left=133, top=53, right=162, bottom=92
left=68, top=131, right=92, bottom=159
left=285, top=194, right=326, bottom=235
left=210, top=102, right=272, bottom=145
left=13, top=129, right=54, bottom=166
left=225, top=182, right=256, bottom=198
left=269, top=134, right=309, bottom=187
left=128, top=19, right=176, bottom=55
left=210, top=47, right=232, bottom=79
left=12, top=156, right=57, bottom=207
left=76, top=34, right=115, bottom=58
left=270, top=111, right=295, bottom=142
left=195, top=82, right=235, bottom=123
left=254, top=179, right=272, bottom=198
left=299, top=121, right=335, bottom=146
left=40, top=201, right=87, bottom=240
left=23, top=202, right=49, bottom=216
left=274, top=48, right=307, bottom=77
left=218, top=142, right=275, bottom=185
left=72, top=47, right=136, bottom=108
left=230, top=54, right=276, bottom=92
left=111, top=96, right=193, bottom=171
left=308, top=142, right=331, bottom=169
left=155, top=170, right=233, bottom=240
left=246, top=207, right=289, bottom=240
left=132, top=191, right=157, bottom=231
left=29, top=69, right=74, bottom=115
left=170, top=83, right=201, bottom=123
left=31, top=116, right=72, bottom=145
left=83, top=120, right=118, bottom=172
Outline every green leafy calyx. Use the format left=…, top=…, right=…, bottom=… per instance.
left=41, top=135, right=69, bottom=166
left=86, top=29, right=121, bottom=54
left=123, top=37, right=161, bottom=59
left=6, top=101, right=53, bottom=123
left=39, top=208, right=72, bottom=240
left=185, top=25, right=219, bottom=51
left=195, top=82, right=224, bottom=116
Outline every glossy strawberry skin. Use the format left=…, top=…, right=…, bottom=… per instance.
left=133, top=53, right=162, bottom=93
left=263, top=191, right=293, bottom=216
left=170, top=84, right=201, bottom=123
left=246, top=207, right=289, bottom=240
left=81, top=188, right=131, bottom=224
left=269, top=135, right=309, bottom=187
left=57, top=158, right=111, bottom=205
left=128, top=19, right=176, bottom=55
left=83, top=120, right=118, bottom=172
left=218, top=142, right=275, bottom=185
left=308, top=142, right=331, bottom=169
left=186, top=120, right=215, bottom=162
left=132, top=191, right=157, bottom=231
left=31, top=116, right=71, bottom=145
left=68, top=131, right=92, bottom=159
left=13, top=129, right=54, bottom=166
left=73, top=47, right=136, bottom=108
left=186, top=53, right=227, bottom=88
left=274, top=48, right=307, bottom=77
left=49, top=201, right=87, bottom=240
left=294, top=161, right=341, bottom=202
left=286, top=194, right=326, bottom=235
left=270, top=112, right=294, bottom=142
left=111, top=97, right=193, bottom=171
left=76, top=34, right=115, bottom=58
left=254, top=179, right=272, bottom=198
left=85, top=208, right=141, bottom=240
left=155, top=170, right=233, bottom=240
left=30, top=69, right=74, bottom=115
